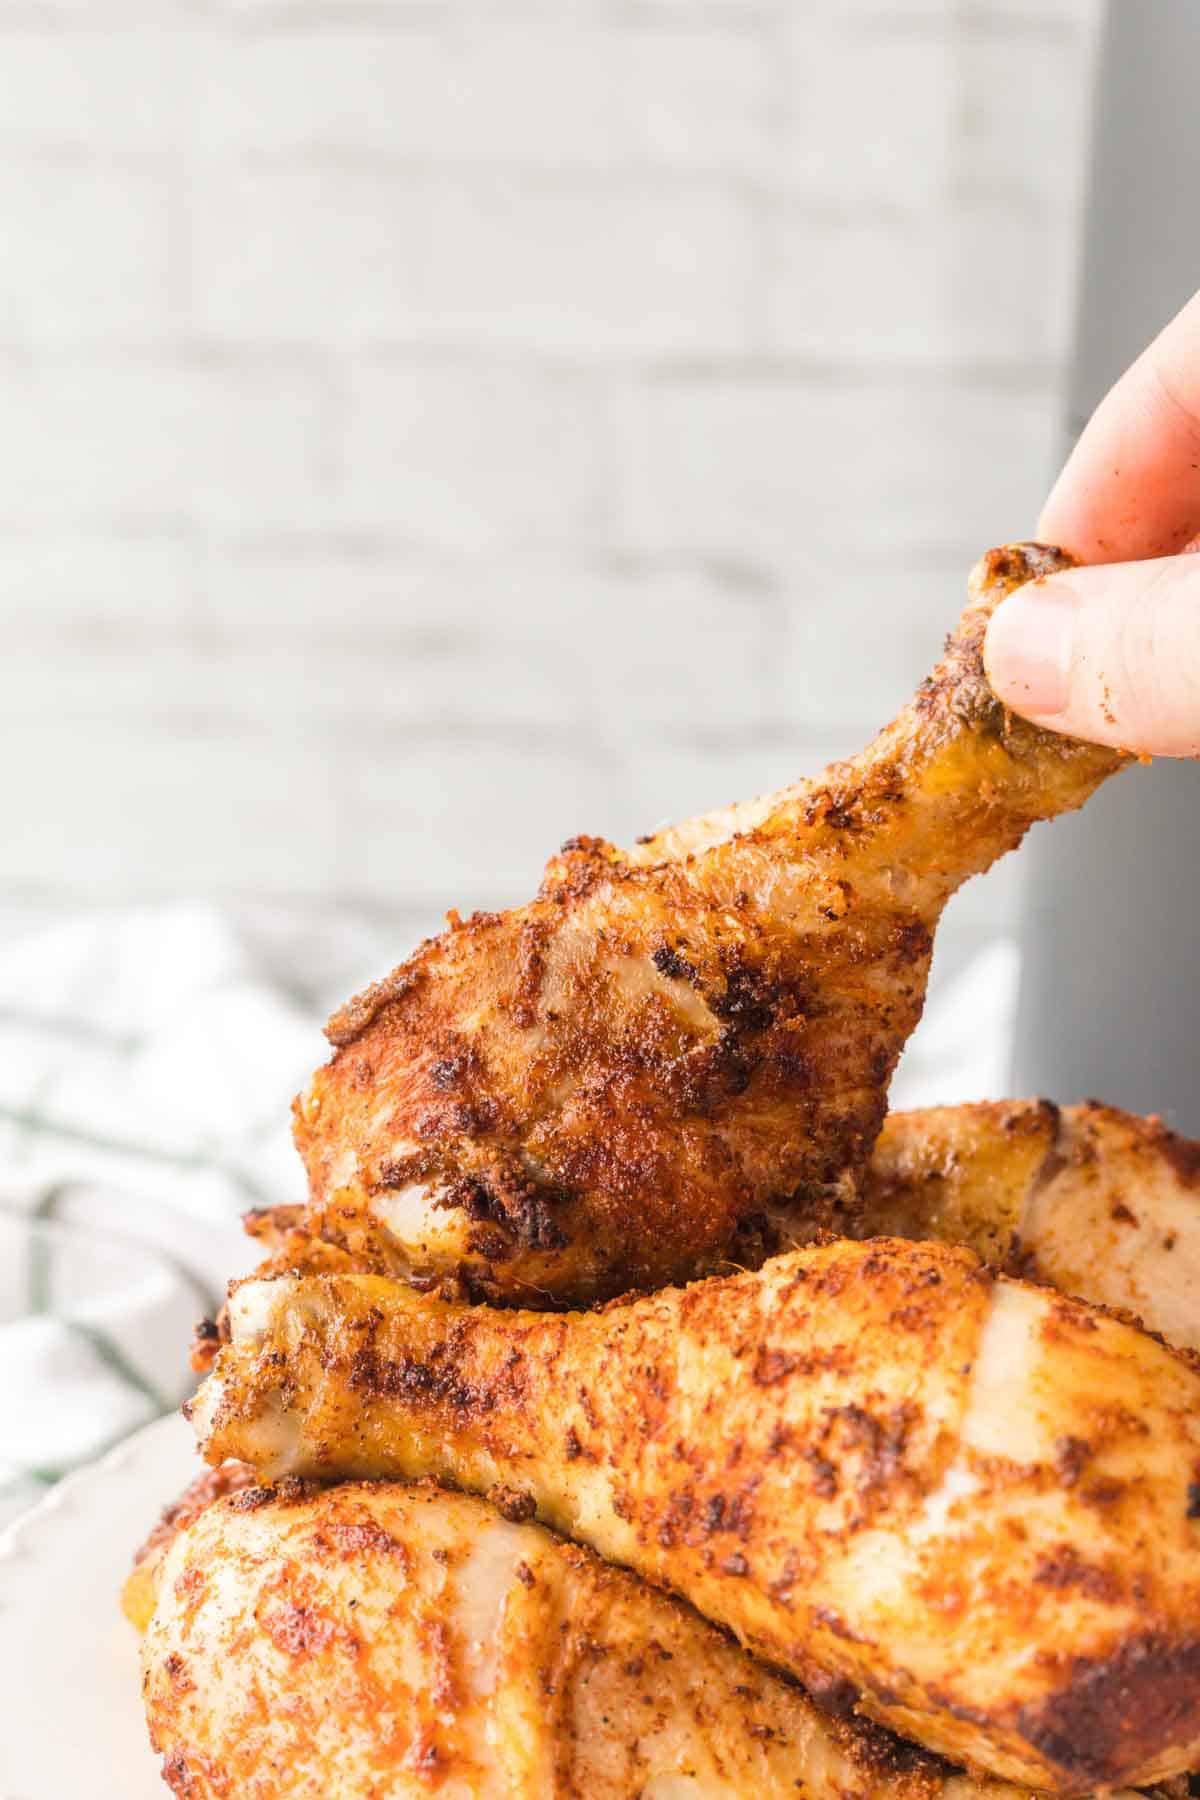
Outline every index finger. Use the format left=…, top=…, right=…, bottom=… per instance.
left=1039, top=288, right=1200, bottom=564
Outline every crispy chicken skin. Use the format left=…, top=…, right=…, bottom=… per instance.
left=294, top=546, right=1124, bottom=1305
left=121, top=1461, right=262, bottom=1631
left=192, top=1238, right=1200, bottom=1794
left=859, top=1101, right=1200, bottom=1349
left=236, top=1098, right=1200, bottom=1356
left=189, top=1208, right=362, bottom=1374
left=137, top=1476, right=1057, bottom=1800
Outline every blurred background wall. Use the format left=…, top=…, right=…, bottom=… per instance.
left=1, top=0, right=1100, bottom=958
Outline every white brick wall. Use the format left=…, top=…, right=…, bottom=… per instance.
left=0, top=0, right=1101, bottom=943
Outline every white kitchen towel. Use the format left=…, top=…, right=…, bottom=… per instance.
left=0, top=901, right=1016, bottom=1526
left=0, top=901, right=407, bottom=1526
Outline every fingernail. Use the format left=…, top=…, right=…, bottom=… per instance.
left=984, top=577, right=1077, bottom=718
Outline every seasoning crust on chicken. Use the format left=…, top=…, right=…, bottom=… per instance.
left=225, top=1097, right=1200, bottom=1359
left=191, top=1236, right=1200, bottom=1795
left=294, top=546, right=1124, bottom=1305
left=138, top=1474, right=1065, bottom=1800
left=121, top=1460, right=263, bottom=1632
left=858, top=1100, right=1200, bottom=1349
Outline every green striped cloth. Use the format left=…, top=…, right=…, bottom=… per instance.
left=0, top=901, right=400, bottom=1526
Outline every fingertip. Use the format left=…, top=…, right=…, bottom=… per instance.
left=1035, top=295, right=1200, bottom=568
left=1035, top=487, right=1118, bottom=568
left=989, top=555, right=1200, bottom=757
left=1034, top=484, right=1073, bottom=558
left=983, top=576, right=1077, bottom=722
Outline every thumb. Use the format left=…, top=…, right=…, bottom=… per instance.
left=984, top=554, right=1200, bottom=757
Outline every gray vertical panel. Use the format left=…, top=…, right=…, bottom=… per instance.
left=1010, top=0, right=1200, bottom=1127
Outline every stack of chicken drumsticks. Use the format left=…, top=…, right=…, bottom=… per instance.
left=124, top=545, right=1200, bottom=1800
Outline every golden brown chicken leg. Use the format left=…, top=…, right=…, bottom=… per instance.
left=295, top=545, right=1125, bottom=1305
left=191, top=1236, right=1200, bottom=1794
left=857, top=1100, right=1200, bottom=1347
left=137, top=1473, right=1066, bottom=1800
left=234, top=1097, right=1200, bottom=1356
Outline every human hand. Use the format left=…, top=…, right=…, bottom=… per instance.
left=985, top=290, right=1200, bottom=756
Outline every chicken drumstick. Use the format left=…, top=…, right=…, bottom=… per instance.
left=295, top=545, right=1124, bottom=1304
left=136, top=1474, right=1055, bottom=1800
left=191, top=1236, right=1200, bottom=1794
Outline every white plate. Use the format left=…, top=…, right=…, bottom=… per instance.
left=0, top=1413, right=197, bottom=1800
